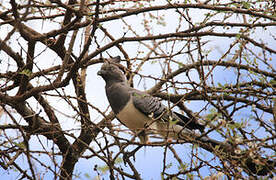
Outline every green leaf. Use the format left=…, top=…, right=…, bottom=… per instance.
left=169, top=116, right=178, bottom=125
left=96, top=157, right=123, bottom=175
left=223, top=92, right=230, bottom=96
left=186, top=173, right=194, bottom=179
left=19, top=69, right=32, bottom=77
left=150, top=60, right=157, bottom=64
left=84, top=173, right=90, bottom=179
left=242, top=2, right=250, bottom=9
left=205, top=108, right=221, bottom=121
left=269, top=79, right=276, bottom=86
left=97, top=165, right=109, bottom=174
left=178, top=162, right=188, bottom=171
left=205, top=12, right=211, bottom=17
left=161, top=173, right=165, bottom=180
left=115, top=157, right=123, bottom=164
left=175, top=61, right=184, bottom=68
left=217, top=82, right=223, bottom=88
left=14, top=142, right=25, bottom=149
left=165, top=162, right=173, bottom=170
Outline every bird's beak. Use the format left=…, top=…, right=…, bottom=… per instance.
left=97, top=70, right=104, bottom=76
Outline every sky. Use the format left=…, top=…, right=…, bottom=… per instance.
left=0, top=0, right=275, bottom=179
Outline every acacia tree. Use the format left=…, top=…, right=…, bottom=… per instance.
left=0, top=0, right=275, bottom=179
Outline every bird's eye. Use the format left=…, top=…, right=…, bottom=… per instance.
left=110, top=66, right=116, bottom=71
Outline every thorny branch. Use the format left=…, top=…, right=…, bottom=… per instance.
left=0, top=0, right=275, bottom=179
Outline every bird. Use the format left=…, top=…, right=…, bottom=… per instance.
left=97, top=56, right=275, bottom=176
left=97, top=56, right=204, bottom=143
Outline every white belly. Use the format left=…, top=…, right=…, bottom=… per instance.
left=116, top=99, right=156, bottom=132
left=116, top=99, right=192, bottom=141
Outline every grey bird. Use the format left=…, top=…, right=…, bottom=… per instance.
left=97, top=56, right=206, bottom=144
left=97, top=56, right=275, bottom=176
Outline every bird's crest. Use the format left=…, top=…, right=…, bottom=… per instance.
left=107, top=56, right=121, bottom=64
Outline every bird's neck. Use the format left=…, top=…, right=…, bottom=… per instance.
left=105, top=82, right=130, bottom=114
left=105, top=80, right=127, bottom=89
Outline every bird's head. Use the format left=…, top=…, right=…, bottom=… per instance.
left=97, top=56, right=126, bottom=83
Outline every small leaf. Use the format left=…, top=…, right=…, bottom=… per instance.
left=161, top=173, right=165, bottom=180
left=115, top=157, right=123, bottom=164
left=217, top=82, right=223, bottom=88
left=179, top=162, right=188, bottom=171
left=97, top=165, right=109, bottom=174
left=168, top=116, right=178, bottom=125
left=19, top=69, right=32, bottom=77
left=15, top=142, right=25, bottom=149
left=269, top=79, right=276, bottom=86
left=165, top=162, right=173, bottom=169
left=84, top=173, right=90, bottom=179
left=242, top=2, right=250, bottom=9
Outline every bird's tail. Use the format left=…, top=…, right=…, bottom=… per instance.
left=198, top=136, right=232, bottom=152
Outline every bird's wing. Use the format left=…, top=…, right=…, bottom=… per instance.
left=131, top=90, right=198, bottom=139
left=131, top=90, right=166, bottom=119
left=131, top=90, right=189, bottom=128
left=131, top=90, right=198, bottom=128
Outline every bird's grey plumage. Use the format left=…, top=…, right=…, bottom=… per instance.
left=98, top=56, right=276, bottom=175
left=98, top=56, right=202, bottom=143
left=97, top=58, right=130, bottom=114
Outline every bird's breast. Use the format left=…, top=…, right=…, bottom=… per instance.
left=117, top=99, right=156, bottom=132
